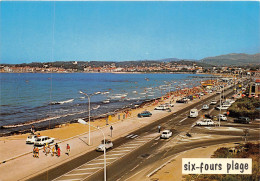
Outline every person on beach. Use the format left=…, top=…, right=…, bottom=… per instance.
left=66, top=144, right=70, bottom=156
left=57, top=147, right=61, bottom=157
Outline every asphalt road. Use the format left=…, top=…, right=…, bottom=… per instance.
left=30, top=85, right=257, bottom=181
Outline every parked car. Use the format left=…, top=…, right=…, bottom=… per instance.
left=234, top=117, right=250, bottom=124
left=96, top=139, right=113, bottom=151
left=34, top=136, right=55, bottom=146
left=138, top=111, right=152, bottom=118
left=176, top=99, right=187, bottom=103
left=187, top=95, right=194, bottom=101
left=26, top=134, right=38, bottom=144
left=210, top=100, right=217, bottom=105
left=189, top=109, right=198, bottom=118
left=202, top=104, right=209, bottom=110
left=196, top=119, right=215, bottom=126
left=217, top=114, right=227, bottom=121
left=154, top=105, right=170, bottom=110
left=160, top=130, right=173, bottom=139
left=164, top=103, right=174, bottom=107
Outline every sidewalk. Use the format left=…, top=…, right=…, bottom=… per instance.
left=0, top=92, right=216, bottom=181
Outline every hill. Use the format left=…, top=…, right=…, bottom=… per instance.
left=200, top=53, right=260, bottom=66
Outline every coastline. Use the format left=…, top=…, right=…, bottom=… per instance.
left=0, top=80, right=212, bottom=138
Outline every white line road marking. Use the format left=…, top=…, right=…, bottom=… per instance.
left=134, top=140, right=147, bottom=143
left=96, top=157, right=117, bottom=161
left=107, top=153, right=125, bottom=156
left=123, top=146, right=136, bottom=149
left=86, top=162, right=104, bottom=166
left=56, top=179, right=81, bottom=181
left=126, top=134, right=133, bottom=138
left=179, top=117, right=187, bottom=123
left=110, top=149, right=132, bottom=153
left=77, top=167, right=103, bottom=170
left=131, top=135, right=138, bottom=139
left=65, top=172, right=91, bottom=176
left=155, top=137, right=160, bottom=140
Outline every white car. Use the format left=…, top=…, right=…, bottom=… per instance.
left=96, top=140, right=113, bottom=151
left=160, top=130, right=173, bottom=139
left=164, top=103, right=174, bottom=107
left=196, top=119, right=215, bottom=126
left=26, top=134, right=38, bottom=144
left=222, top=101, right=232, bottom=107
left=189, top=109, right=198, bottom=118
left=202, top=104, right=209, bottom=110
left=215, top=105, right=229, bottom=110
left=217, top=114, right=227, bottom=121
left=34, top=136, right=55, bottom=146
left=154, top=105, right=169, bottom=110
left=210, top=100, right=217, bottom=105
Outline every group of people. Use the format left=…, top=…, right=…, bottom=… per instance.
left=33, top=143, right=70, bottom=158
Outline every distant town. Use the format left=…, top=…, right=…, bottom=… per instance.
left=1, top=53, right=259, bottom=74
left=0, top=60, right=258, bottom=76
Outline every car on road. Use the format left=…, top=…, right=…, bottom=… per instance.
left=204, top=114, right=213, bottom=119
left=215, top=105, right=229, bottom=110
left=34, top=136, right=55, bottom=146
left=196, top=119, right=215, bottom=126
left=217, top=114, right=227, bottom=121
left=26, top=134, right=38, bottom=144
left=96, top=139, right=113, bottom=151
left=202, top=104, right=209, bottom=110
left=160, top=130, right=173, bottom=139
left=210, top=100, right=217, bottom=105
left=138, top=111, right=152, bottom=118
left=164, top=103, right=174, bottom=107
left=154, top=105, right=170, bottom=110
left=234, top=117, right=250, bottom=124
left=189, top=109, right=198, bottom=118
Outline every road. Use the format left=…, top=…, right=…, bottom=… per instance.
left=30, top=85, right=260, bottom=181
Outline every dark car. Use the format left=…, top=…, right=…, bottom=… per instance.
left=138, top=111, right=152, bottom=118
left=204, top=114, right=213, bottom=119
left=234, top=117, right=250, bottom=124
left=176, top=99, right=187, bottom=103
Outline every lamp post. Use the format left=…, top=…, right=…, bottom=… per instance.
left=79, top=91, right=91, bottom=145
left=78, top=119, right=106, bottom=181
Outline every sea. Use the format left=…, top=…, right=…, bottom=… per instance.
left=0, top=73, right=212, bottom=135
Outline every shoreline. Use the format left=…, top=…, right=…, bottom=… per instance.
left=0, top=77, right=220, bottom=138
left=0, top=83, right=210, bottom=138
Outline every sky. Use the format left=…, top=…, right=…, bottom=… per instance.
left=1, top=1, right=259, bottom=64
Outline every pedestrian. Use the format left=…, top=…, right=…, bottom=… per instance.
left=51, top=146, right=55, bottom=157
left=46, top=144, right=50, bottom=156
left=66, top=144, right=70, bottom=156
left=43, top=144, right=46, bottom=154
left=35, top=147, right=39, bottom=158
left=55, top=143, right=58, bottom=152
left=158, top=125, right=161, bottom=133
left=57, top=147, right=61, bottom=157
left=33, top=147, right=36, bottom=158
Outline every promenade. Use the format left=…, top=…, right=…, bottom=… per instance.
left=0, top=91, right=216, bottom=181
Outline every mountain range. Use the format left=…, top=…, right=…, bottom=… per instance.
left=200, top=53, right=260, bottom=66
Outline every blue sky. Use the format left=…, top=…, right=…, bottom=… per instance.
left=1, top=1, right=259, bottom=64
